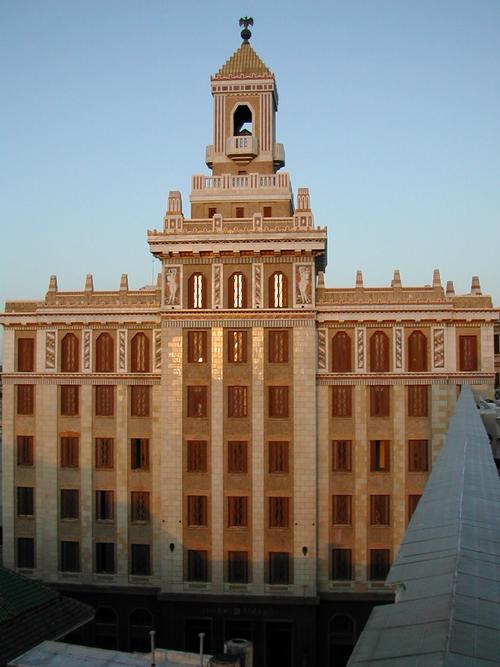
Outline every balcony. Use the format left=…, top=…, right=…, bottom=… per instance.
left=225, top=135, right=258, bottom=163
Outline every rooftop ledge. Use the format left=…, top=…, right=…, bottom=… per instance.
left=149, top=215, right=325, bottom=237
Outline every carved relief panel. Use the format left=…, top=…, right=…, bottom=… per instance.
left=163, top=264, right=182, bottom=308
left=154, top=329, right=162, bottom=370
left=253, top=263, right=263, bottom=308
left=294, top=263, right=314, bottom=307
left=212, top=264, right=222, bottom=309
left=356, top=327, right=366, bottom=372
left=433, top=327, right=445, bottom=369
left=394, top=327, right=403, bottom=371
left=82, top=330, right=92, bottom=372
left=118, top=329, right=127, bottom=372
left=317, top=328, right=327, bottom=371
left=45, top=331, right=56, bottom=370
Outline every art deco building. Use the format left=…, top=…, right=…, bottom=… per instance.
left=1, top=26, right=497, bottom=667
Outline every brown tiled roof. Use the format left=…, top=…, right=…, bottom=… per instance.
left=214, top=42, right=273, bottom=79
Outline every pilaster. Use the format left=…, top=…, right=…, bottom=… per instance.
left=2, top=385, right=15, bottom=568
left=392, top=385, right=406, bottom=553
left=80, top=385, right=93, bottom=581
left=353, top=386, right=368, bottom=582
left=115, top=384, right=128, bottom=582
left=251, top=327, right=265, bottom=592
left=316, top=384, right=330, bottom=589
left=211, top=327, right=224, bottom=591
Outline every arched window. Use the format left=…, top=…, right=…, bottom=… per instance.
left=61, top=333, right=79, bottom=372
left=130, top=333, right=150, bottom=373
left=188, top=273, right=206, bottom=309
left=269, top=272, right=288, bottom=308
left=129, top=608, right=153, bottom=653
left=332, top=332, right=351, bottom=372
left=408, top=331, right=427, bottom=372
left=228, top=272, right=247, bottom=308
left=370, top=331, right=389, bottom=372
left=233, top=105, right=252, bottom=136
left=94, top=607, right=117, bottom=650
left=95, top=333, right=114, bottom=372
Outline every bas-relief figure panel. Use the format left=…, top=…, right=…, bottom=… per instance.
left=164, top=266, right=181, bottom=307
left=295, top=264, right=313, bottom=306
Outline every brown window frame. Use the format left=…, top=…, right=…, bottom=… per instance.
left=408, top=439, right=429, bottom=472
left=17, top=385, right=34, bottom=415
left=95, top=385, right=114, bottom=417
left=131, top=491, right=150, bottom=522
left=331, top=386, right=352, bottom=417
left=60, top=541, right=81, bottom=572
left=17, top=486, right=34, bottom=516
left=187, top=330, right=208, bottom=363
left=228, top=272, right=248, bottom=309
left=268, top=552, right=289, bottom=585
left=187, top=440, right=208, bottom=472
left=408, top=385, right=428, bottom=417
left=370, top=385, right=390, bottom=417
left=95, top=437, right=114, bottom=469
left=332, top=332, right=351, bottom=372
left=131, top=385, right=150, bottom=417
left=459, top=335, right=478, bottom=371
left=269, top=330, right=289, bottom=363
left=17, top=435, right=34, bottom=466
left=228, top=551, right=249, bottom=583
left=268, top=271, right=288, bottom=308
left=228, top=385, right=248, bottom=418
left=60, top=385, right=79, bottom=416
left=17, top=338, right=35, bottom=372
left=369, top=495, right=390, bottom=525
left=332, top=440, right=352, bottom=472
left=131, top=438, right=149, bottom=470
left=60, top=437, right=79, bottom=468
left=370, top=440, right=390, bottom=472
left=263, top=206, right=272, bottom=217
left=187, top=495, right=208, bottom=526
left=61, top=333, right=79, bottom=372
left=96, top=542, right=116, bottom=574
left=130, top=333, right=150, bottom=373
left=61, top=489, right=79, bottom=520
left=228, top=330, right=247, bottom=363
left=408, top=330, right=427, bottom=372
left=131, top=544, right=151, bottom=576
left=187, top=386, right=208, bottom=418
left=187, top=549, right=208, bottom=582
left=331, top=549, right=353, bottom=581
left=228, top=496, right=248, bottom=527
left=95, top=490, right=114, bottom=521
left=269, top=441, right=289, bottom=473
left=369, top=549, right=391, bottom=581
left=95, top=332, right=115, bottom=372
left=332, top=495, right=352, bottom=525
left=269, top=497, right=289, bottom=528
left=370, top=331, right=390, bottom=372
left=408, top=494, right=422, bottom=522
left=268, top=386, right=289, bottom=418
left=187, top=272, right=207, bottom=309
left=228, top=441, right=248, bottom=473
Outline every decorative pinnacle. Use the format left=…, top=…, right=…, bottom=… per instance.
left=239, top=16, right=253, bottom=42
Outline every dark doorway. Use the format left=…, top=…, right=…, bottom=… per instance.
left=185, top=618, right=212, bottom=655
left=224, top=619, right=254, bottom=643
left=265, top=621, right=293, bottom=667
left=328, top=614, right=356, bottom=666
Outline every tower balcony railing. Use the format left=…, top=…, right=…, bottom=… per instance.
left=225, top=135, right=258, bottom=159
left=192, top=171, right=291, bottom=194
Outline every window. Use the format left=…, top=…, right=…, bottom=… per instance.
left=408, top=440, right=428, bottom=472
left=332, top=440, right=352, bottom=472
left=332, top=332, right=351, bottom=372
left=269, top=441, right=289, bottom=473
left=17, top=537, right=35, bottom=569
left=95, top=386, right=114, bottom=416
left=235, top=207, right=244, bottom=218
left=408, top=331, right=427, bottom=371
left=408, top=494, right=422, bottom=521
left=61, top=489, right=79, bottom=519
left=187, top=331, right=207, bottom=363
left=17, top=436, right=34, bottom=466
left=228, top=441, right=247, bottom=473
left=370, top=495, right=390, bottom=525
left=94, top=607, right=118, bottom=649
left=131, top=386, right=150, bottom=417
left=370, top=440, right=390, bottom=472
left=495, top=334, right=500, bottom=356
left=459, top=335, right=478, bottom=371
left=95, top=333, right=114, bottom=372
left=61, top=333, right=79, bottom=372
left=228, top=551, right=248, bottom=583
left=269, top=386, right=289, bottom=418
left=228, top=386, right=248, bottom=418
left=263, top=206, right=272, bottom=217
left=131, top=492, right=150, bottom=522
left=208, top=207, right=217, bottom=217
left=131, top=439, right=149, bottom=470
left=269, top=552, right=289, bottom=584
left=269, top=330, right=288, bottom=363
left=17, top=338, right=34, bottom=372
left=17, top=385, right=34, bottom=415
left=131, top=544, right=151, bottom=576
left=187, top=440, right=207, bottom=472
left=61, top=437, right=79, bottom=468
left=129, top=609, right=153, bottom=653
left=95, top=438, right=113, bottom=468
left=332, top=495, right=352, bottom=525
left=228, top=330, right=247, bottom=363
left=188, top=495, right=208, bottom=526
left=228, top=272, right=247, bottom=308
left=96, top=543, right=115, bottom=574
left=130, top=333, right=150, bottom=372
left=408, top=385, right=428, bottom=416
left=369, top=549, right=390, bottom=581
left=60, top=385, right=79, bottom=416
left=96, top=490, right=114, bottom=521
left=228, top=496, right=248, bottom=527
left=370, top=386, right=390, bottom=417
left=370, top=331, right=389, bottom=372
left=17, top=487, right=34, bottom=516
left=269, top=497, right=289, bottom=528
left=187, top=386, right=208, bottom=417
left=187, top=549, right=208, bottom=582
left=188, top=272, right=206, bottom=309
left=60, top=541, right=80, bottom=572
left=269, top=272, right=288, bottom=308
left=331, top=549, right=353, bottom=581
left=331, top=386, right=352, bottom=417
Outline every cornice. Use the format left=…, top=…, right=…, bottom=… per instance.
left=2, top=373, right=161, bottom=385
left=316, top=373, right=495, bottom=385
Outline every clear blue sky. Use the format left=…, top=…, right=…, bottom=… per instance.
left=1, top=1, right=499, bottom=333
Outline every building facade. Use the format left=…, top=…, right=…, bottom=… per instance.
left=1, top=30, right=497, bottom=667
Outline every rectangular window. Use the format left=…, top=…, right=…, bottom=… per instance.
left=494, top=334, right=500, bottom=356
left=17, top=435, right=34, bottom=466
left=187, top=549, right=208, bottom=582
left=269, top=552, right=289, bottom=585
left=96, top=542, right=115, bottom=574
left=131, top=438, right=149, bottom=470
left=369, top=549, right=390, bottom=581
left=95, top=438, right=114, bottom=469
left=17, top=385, right=34, bottom=415
left=370, top=440, right=390, bottom=472
left=17, top=537, right=35, bottom=569
left=131, top=386, right=150, bottom=417
left=408, top=494, right=422, bottom=521
left=17, top=338, right=35, bottom=372
left=228, top=386, right=248, bottom=418
left=331, top=549, right=353, bottom=581
left=17, top=487, right=34, bottom=516
left=228, top=330, right=247, bottom=363
left=60, top=541, right=80, bottom=572
left=131, top=491, right=150, bottom=522
left=95, top=386, right=114, bottom=416
left=263, top=206, right=272, bottom=217
left=370, top=386, right=390, bottom=417
left=269, top=386, right=289, bottom=418
left=187, top=440, right=208, bottom=472
left=228, top=441, right=248, bottom=473
left=269, top=441, right=289, bottom=473
left=95, top=490, right=114, bottom=521
left=370, top=495, right=390, bottom=525
left=408, top=440, right=428, bottom=472
left=187, top=386, right=208, bottom=417
left=228, top=496, right=248, bottom=527
left=408, top=385, right=428, bottom=417
left=188, top=495, right=208, bottom=526
left=61, top=489, right=79, bottom=519
left=187, top=330, right=208, bottom=363
left=131, top=544, right=151, bottom=576
left=235, top=207, right=244, bottom=218
left=459, top=335, right=478, bottom=371
left=269, top=330, right=289, bottom=363
left=208, top=207, right=217, bottom=217
left=60, top=385, right=79, bottom=416
left=332, top=495, right=352, bottom=525
left=61, top=437, right=79, bottom=468
left=228, top=551, right=249, bottom=583
left=332, top=440, right=352, bottom=472
left=331, top=386, right=352, bottom=417
left=269, top=497, right=289, bottom=528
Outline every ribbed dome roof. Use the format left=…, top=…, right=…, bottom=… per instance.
left=214, top=42, right=273, bottom=78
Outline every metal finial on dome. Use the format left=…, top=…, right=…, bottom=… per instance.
left=239, top=16, right=253, bottom=42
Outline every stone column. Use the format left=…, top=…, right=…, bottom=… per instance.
left=211, top=328, right=224, bottom=591
left=115, top=384, right=128, bottom=583
left=251, top=327, right=265, bottom=593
